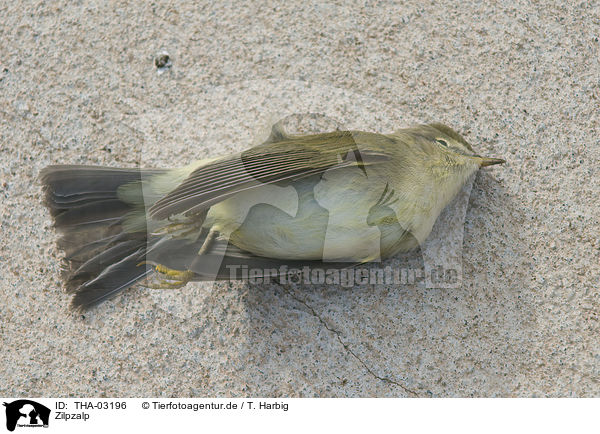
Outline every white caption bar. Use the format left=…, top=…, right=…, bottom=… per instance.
left=0, top=398, right=596, bottom=433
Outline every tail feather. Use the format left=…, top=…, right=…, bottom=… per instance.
left=50, top=192, right=121, bottom=210
left=41, top=165, right=160, bottom=311
left=54, top=199, right=132, bottom=227
left=67, top=240, right=147, bottom=290
left=71, top=251, right=152, bottom=311
left=41, top=165, right=156, bottom=195
left=61, top=232, right=128, bottom=262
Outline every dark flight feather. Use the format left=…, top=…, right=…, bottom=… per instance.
left=41, top=165, right=160, bottom=310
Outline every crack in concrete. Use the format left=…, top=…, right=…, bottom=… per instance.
left=281, top=285, right=419, bottom=397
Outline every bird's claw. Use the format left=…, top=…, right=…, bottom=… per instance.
left=138, top=261, right=194, bottom=290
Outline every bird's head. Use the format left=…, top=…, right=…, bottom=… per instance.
left=420, top=123, right=505, bottom=168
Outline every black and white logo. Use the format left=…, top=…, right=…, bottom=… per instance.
left=3, top=400, right=50, bottom=432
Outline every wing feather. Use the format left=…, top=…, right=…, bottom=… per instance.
left=149, top=130, right=393, bottom=219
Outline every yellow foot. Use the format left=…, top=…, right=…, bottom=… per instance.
left=138, top=261, right=195, bottom=289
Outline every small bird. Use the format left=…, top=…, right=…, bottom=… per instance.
left=41, top=122, right=504, bottom=311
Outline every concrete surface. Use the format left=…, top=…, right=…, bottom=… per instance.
left=1, top=0, right=599, bottom=397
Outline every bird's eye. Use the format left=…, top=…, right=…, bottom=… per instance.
left=436, top=139, right=448, bottom=147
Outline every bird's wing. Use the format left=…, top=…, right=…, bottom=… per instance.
left=148, top=129, right=393, bottom=219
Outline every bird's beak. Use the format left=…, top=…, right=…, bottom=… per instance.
left=478, top=156, right=506, bottom=167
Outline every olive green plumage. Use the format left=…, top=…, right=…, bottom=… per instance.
left=41, top=122, right=504, bottom=311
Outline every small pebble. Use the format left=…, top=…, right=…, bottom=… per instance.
left=155, top=52, right=171, bottom=69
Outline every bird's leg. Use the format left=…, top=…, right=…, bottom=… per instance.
left=197, top=228, right=218, bottom=255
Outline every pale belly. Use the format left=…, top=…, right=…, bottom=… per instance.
left=205, top=169, right=418, bottom=262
